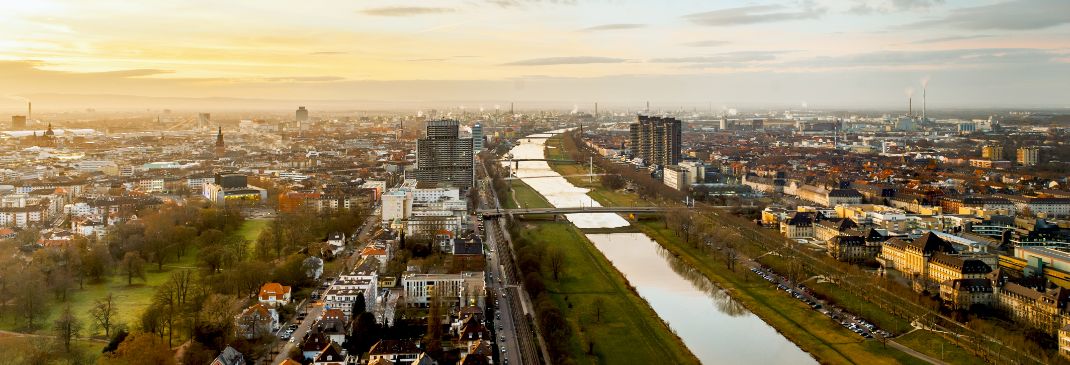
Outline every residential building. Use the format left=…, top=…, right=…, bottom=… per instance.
left=236, top=303, right=279, bottom=339
left=402, top=271, right=485, bottom=308
left=210, top=346, right=244, bottom=365
left=996, top=282, right=1068, bottom=334
left=1018, top=147, right=1041, bottom=166
left=411, top=120, right=474, bottom=189
left=368, top=339, right=422, bottom=364
left=258, top=282, right=292, bottom=307
left=982, top=144, right=1004, bottom=161
left=662, top=165, right=689, bottom=191
left=628, top=115, right=681, bottom=167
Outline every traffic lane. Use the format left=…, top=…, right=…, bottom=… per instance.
left=272, top=303, right=324, bottom=364
left=485, top=231, right=524, bottom=364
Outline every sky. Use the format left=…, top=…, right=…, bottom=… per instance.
left=1, top=0, right=1068, bottom=110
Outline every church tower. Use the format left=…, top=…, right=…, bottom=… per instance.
left=214, top=127, right=225, bottom=155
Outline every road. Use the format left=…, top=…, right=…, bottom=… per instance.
left=476, top=158, right=547, bottom=365
left=270, top=301, right=324, bottom=365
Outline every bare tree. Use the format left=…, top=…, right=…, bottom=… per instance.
left=592, top=297, right=605, bottom=323
left=89, top=293, right=118, bottom=337
left=53, top=305, right=82, bottom=353
left=121, top=252, right=146, bottom=285
left=548, top=248, right=566, bottom=281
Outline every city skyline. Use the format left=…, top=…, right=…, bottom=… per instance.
left=2, top=0, right=1069, bottom=110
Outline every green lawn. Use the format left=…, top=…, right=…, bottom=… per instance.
left=637, top=221, right=929, bottom=365
left=0, top=219, right=270, bottom=353
left=504, top=180, right=552, bottom=209
left=895, top=330, right=982, bottom=365
left=0, top=334, right=103, bottom=364
left=515, top=222, right=699, bottom=365
left=237, top=218, right=269, bottom=256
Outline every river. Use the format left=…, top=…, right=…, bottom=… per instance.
left=507, top=132, right=816, bottom=364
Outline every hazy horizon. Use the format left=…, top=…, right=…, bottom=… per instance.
left=2, top=0, right=1069, bottom=111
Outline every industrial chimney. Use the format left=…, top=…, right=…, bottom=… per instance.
left=922, top=87, right=927, bottom=120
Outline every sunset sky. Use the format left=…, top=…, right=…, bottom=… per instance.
left=1, top=0, right=1068, bottom=110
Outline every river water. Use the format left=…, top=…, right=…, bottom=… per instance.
left=507, top=132, right=816, bottom=364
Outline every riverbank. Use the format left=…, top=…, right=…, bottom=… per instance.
left=503, top=147, right=699, bottom=364
left=638, top=220, right=927, bottom=365
left=544, top=133, right=983, bottom=365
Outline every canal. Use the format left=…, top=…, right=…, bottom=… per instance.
left=507, top=132, right=816, bottom=364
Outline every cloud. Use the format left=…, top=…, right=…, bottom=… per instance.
left=579, top=23, right=646, bottom=32
left=359, top=6, right=455, bottom=16
left=791, top=48, right=1061, bottom=69
left=407, top=58, right=448, bottom=62
left=849, top=0, right=945, bottom=14
left=501, top=56, right=628, bottom=66
left=911, top=35, right=992, bottom=44
left=681, top=40, right=730, bottom=47
left=909, top=0, right=1070, bottom=30
left=95, top=69, right=174, bottom=78
left=485, top=0, right=577, bottom=8
left=309, top=51, right=346, bottom=55
left=262, top=76, right=345, bottom=82
left=649, top=51, right=787, bottom=67
left=683, top=4, right=825, bottom=26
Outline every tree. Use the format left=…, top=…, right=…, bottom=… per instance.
left=12, top=269, right=48, bottom=328
left=352, top=293, right=367, bottom=316
left=121, top=252, right=146, bottom=285
left=548, top=248, right=566, bottom=281
left=89, top=293, right=119, bottom=337
left=98, top=332, right=177, bottom=365
left=592, top=297, right=605, bottom=323
left=600, top=173, right=625, bottom=190
left=53, top=305, right=82, bottom=353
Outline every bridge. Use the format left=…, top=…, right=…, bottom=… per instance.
left=503, top=173, right=607, bottom=180
left=496, top=158, right=578, bottom=169
left=478, top=206, right=670, bottom=217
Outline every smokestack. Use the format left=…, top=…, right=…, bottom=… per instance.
left=922, top=87, right=927, bottom=120
left=646, top=101, right=649, bottom=112
left=594, top=102, right=598, bottom=117
left=28, top=102, right=31, bottom=121
left=909, top=97, right=912, bottom=117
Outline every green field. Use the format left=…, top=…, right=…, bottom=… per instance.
left=504, top=180, right=552, bottom=209
left=514, top=222, right=699, bottom=365
left=0, top=334, right=103, bottom=364
left=0, top=219, right=270, bottom=351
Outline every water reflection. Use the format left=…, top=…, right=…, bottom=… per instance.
left=587, top=233, right=817, bottom=365
left=656, top=244, right=749, bottom=317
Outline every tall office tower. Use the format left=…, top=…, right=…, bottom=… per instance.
left=411, top=120, right=474, bottom=189
left=198, top=113, right=211, bottom=129
left=472, top=123, right=484, bottom=152
left=1017, top=147, right=1040, bottom=166
left=296, top=106, right=309, bottom=122
left=628, top=115, right=682, bottom=167
left=10, top=115, right=26, bottom=129
left=981, top=144, right=1003, bottom=161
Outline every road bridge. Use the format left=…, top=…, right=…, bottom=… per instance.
left=478, top=206, right=670, bottom=218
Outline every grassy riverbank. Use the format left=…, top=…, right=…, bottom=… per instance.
left=503, top=162, right=698, bottom=364
left=511, top=221, right=699, bottom=365
left=638, top=221, right=927, bottom=365
left=542, top=133, right=985, bottom=365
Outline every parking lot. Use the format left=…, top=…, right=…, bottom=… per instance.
left=750, top=266, right=891, bottom=340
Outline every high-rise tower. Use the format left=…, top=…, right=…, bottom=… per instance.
left=628, top=115, right=681, bottom=167
left=410, top=120, right=474, bottom=189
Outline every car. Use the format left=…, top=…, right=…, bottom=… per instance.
left=289, top=337, right=296, bottom=343
left=501, top=348, right=506, bottom=353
